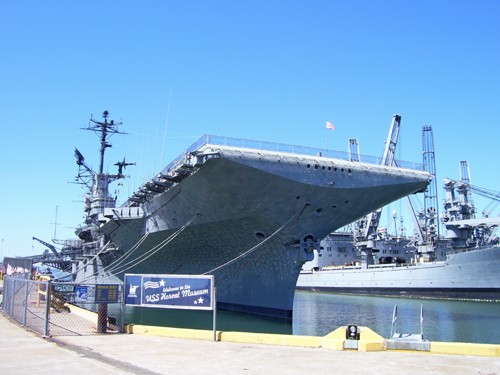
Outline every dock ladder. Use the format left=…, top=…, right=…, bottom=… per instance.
left=386, top=304, right=430, bottom=351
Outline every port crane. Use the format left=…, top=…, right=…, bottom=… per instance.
left=355, top=120, right=443, bottom=265
left=403, top=125, right=440, bottom=260
left=32, top=236, right=60, bottom=258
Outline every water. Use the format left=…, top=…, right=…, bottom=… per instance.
left=125, top=291, right=500, bottom=344
left=292, top=291, right=500, bottom=344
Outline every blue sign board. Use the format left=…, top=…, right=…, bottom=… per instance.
left=124, top=274, right=214, bottom=310
left=75, top=286, right=89, bottom=302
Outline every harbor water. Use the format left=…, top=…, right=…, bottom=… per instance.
left=125, top=290, right=500, bottom=345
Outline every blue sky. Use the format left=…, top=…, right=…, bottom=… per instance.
left=1, top=1, right=499, bottom=258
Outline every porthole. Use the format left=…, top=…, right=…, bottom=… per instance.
left=255, top=232, right=266, bottom=240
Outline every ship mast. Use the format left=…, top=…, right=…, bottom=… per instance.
left=91, top=110, right=122, bottom=174
left=75, top=111, right=133, bottom=224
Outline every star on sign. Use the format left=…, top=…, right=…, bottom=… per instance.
left=194, top=297, right=204, bottom=305
left=159, top=279, right=165, bottom=287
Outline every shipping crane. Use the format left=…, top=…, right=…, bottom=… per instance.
left=32, top=236, right=60, bottom=258
left=401, top=125, right=441, bottom=260
left=353, top=115, right=404, bottom=267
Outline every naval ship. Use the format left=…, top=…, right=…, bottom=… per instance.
left=296, top=176, right=500, bottom=301
left=68, top=111, right=430, bottom=318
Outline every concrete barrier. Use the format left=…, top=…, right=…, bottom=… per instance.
left=124, top=323, right=500, bottom=356
left=429, top=341, right=500, bottom=357
left=126, top=324, right=388, bottom=352
left=220, top=330, right=322, bottom=347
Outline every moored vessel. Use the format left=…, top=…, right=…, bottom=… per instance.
left=71, top=111, right=431, bottom=318
left=297, top=173, right=500, bottom=301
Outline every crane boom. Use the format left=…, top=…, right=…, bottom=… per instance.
left=358, top=114, right=401, bottom=240
left=444, top=177, right=500, bottom=217
left=32, top=237, right=60, bottom=258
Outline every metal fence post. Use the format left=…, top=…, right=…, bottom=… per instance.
left=22, top=279, right=29, bottom=326
left=119, top=284, right=125, bottom=333
left=44, top=280, right=51, bottom=337
left=2, top=277, right=11, bottom=315
left=10, top=278, right=16, bottom=317
left=11, top=278, right=18, bottom=318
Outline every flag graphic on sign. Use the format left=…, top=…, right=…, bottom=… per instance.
left=326, top=121, right=335, bottom=130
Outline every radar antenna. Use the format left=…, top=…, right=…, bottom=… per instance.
left=84, top=110, right=126, bottom=175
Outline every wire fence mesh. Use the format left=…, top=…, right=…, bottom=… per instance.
left=2, top=276, right=124, bottom=337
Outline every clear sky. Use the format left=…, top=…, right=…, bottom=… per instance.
left=1, top=1, right=499, bottom=258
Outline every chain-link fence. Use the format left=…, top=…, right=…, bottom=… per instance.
left=2, top=276, right=124, bottom=336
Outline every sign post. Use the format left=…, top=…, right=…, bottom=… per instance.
left=213, top=287, right=217, bottom=342
left=96, top=284, right=120, bottom=333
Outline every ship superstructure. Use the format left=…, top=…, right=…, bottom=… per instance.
left=71, top=111, right=133, bottom=281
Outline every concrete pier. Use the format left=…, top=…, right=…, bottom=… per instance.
left=1, top=313, right=500, bottom=375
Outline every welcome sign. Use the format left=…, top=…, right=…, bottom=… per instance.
left=124, top=274, right=214, bottom=310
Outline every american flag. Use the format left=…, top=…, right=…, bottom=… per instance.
left=326, top=121, right=335, bottom=130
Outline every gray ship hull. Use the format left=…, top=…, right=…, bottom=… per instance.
left=98, top=136, right=429, bottom=317
left=297, top=246, right=500, bottom=301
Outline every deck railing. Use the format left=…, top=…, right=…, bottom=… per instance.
left=160, top=134, right=425, bottom=177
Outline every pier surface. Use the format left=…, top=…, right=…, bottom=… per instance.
left=1, top=313, right=499, bottom=375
